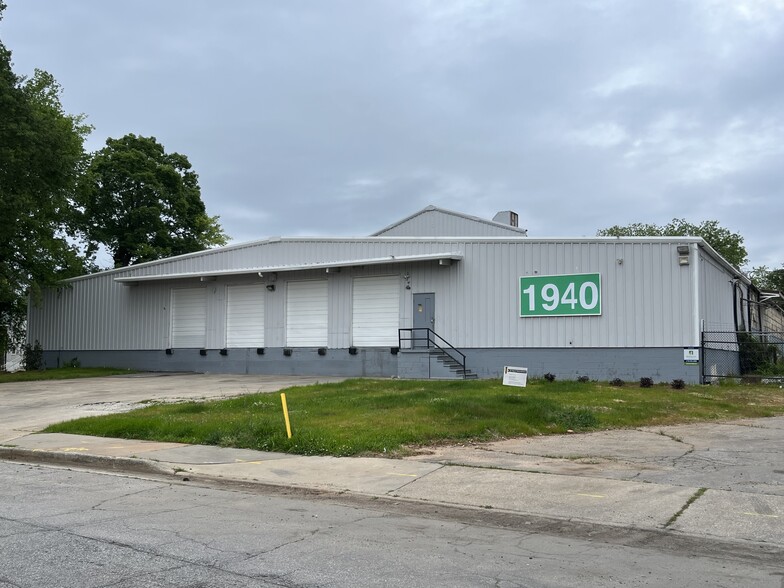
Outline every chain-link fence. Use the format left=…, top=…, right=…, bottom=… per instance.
left=702, top=330, right=784, bottom=383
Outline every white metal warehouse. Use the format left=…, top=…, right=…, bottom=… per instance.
left=27, top=205, right=767, bottom=383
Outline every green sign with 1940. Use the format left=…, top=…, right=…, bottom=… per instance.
left=519, top=273, right=602, bottom=317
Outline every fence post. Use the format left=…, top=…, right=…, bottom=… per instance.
left=700, top=330, right=705, bottom=384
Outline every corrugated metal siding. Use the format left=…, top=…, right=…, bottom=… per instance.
left=408, top=240, right=695, bottom=348
left=27, top=276, right=170, bottom=351
left=699, top=252, right=736, bottom=331
left=28, top=237, right=724, bottom=353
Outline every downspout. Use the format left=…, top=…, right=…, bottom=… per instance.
left=691, top=243, right=701, bottom=347
left=733, top=283, right=738, bottom=331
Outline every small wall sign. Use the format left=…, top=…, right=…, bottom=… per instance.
left=503, top=366, right=528, bottom=387
left=683, top=347, right=700, bottom=365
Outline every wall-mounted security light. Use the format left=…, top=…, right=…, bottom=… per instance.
left=677, top=245, right=690, bottom=266
left=199, top=349, right=207, bottom=356
left=325, top=267, right=341, bottom=273
left=200, top=276, right=216, bottom=282
left=438, top=258, right=452, bottom=266
left=219, top=348, right=228, bottom=356
left=266, top=284, right=276, bottom=292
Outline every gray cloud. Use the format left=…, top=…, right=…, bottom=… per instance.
left=3, top=0, right=783, bottom=266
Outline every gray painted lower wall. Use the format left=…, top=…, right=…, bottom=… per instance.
left=43, top=346, right=703, bottom=383
left=397, top=351, right=464, bottom=379
left=42, top=348, right=399, bottom=378
left=457, top=348, right=701, bottom=383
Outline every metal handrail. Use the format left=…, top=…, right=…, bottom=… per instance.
left=398, top=328, right=468, bottom=378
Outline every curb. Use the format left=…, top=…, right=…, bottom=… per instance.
left=0, top=447, right=172, bottom=477
left=2, top=446, right=783, bottom=566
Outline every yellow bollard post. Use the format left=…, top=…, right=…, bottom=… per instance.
left=280, top=393, right=292, bottom=439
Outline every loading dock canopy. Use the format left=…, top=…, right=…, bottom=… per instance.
left=113, top=252, right=463, bottom=284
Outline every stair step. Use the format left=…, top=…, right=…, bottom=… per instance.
left=416, top=339, right=477, bottom=380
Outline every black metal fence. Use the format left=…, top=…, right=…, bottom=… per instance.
left=702, top=330, right=784, bottom=383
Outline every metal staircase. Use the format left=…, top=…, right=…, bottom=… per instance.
left=398, top=328, right=478, bottom=380
left=429, top=348, right=478, bottom=379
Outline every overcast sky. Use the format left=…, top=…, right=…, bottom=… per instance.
left=3, top=1, right=783, bottom=268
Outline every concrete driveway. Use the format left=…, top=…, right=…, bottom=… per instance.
left=0, top=373, right=346, bottom=443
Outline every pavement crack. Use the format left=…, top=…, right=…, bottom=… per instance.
left=94, top=563, right=190, bottom=588
left=664, top=487, right=707, bottom=528
left=240, top=528, right=321, bottom=562
left=90, top=485, right=162, bottom=512
left=387, top=463, right=444, bottom=492
left=70, top=525, right=298, bottom=587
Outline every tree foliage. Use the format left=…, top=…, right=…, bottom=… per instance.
left=597, top=219, right=748, bottom=269
left=78, top=134, right=228, bottom=268
left=752, top=265, right=784, bottom=312
left=0, top=3, right=90, bottom=358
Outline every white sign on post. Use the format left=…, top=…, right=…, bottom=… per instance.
left=503, top=366, right=528, bottom=387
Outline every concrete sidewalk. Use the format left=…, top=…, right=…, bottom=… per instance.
left=2, top=416, right=783, bottom=550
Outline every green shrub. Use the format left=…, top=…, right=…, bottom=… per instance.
left=22, top=341, right=44, bottom=371
left=738, top=332, right=779, bottom=375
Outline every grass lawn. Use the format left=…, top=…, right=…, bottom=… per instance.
left=0, top=367, right=135, bottom=383
left=43, top=378, right=784, bottom=457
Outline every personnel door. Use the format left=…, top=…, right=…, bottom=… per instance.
left=412, top=293, right=435, bottom=348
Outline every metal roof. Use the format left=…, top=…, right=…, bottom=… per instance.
left=113, top=251, right=464, bottom=283
left=371, top=204, right=529, bottom=236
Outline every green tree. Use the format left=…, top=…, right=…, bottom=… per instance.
left=749, top=266, right=784, bottom=293
left=0, top=2, right=90, bottom=360
left=78, top=134, right=228, bottom=268
left=597, top=219, right=748, bottom=269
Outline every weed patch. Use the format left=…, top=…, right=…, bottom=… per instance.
left=0, top=367, right=136, bottom=383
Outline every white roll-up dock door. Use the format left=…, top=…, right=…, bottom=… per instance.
left=286, top=280, right=328, bottom=346
left=170, top=288, right=207, bottom=348
left=226, top=284, right=265, bottom=347
left=352, top=276, right=400, bottom=346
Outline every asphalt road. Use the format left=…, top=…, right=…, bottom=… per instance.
left=2, top=462, right=783, bottom=588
